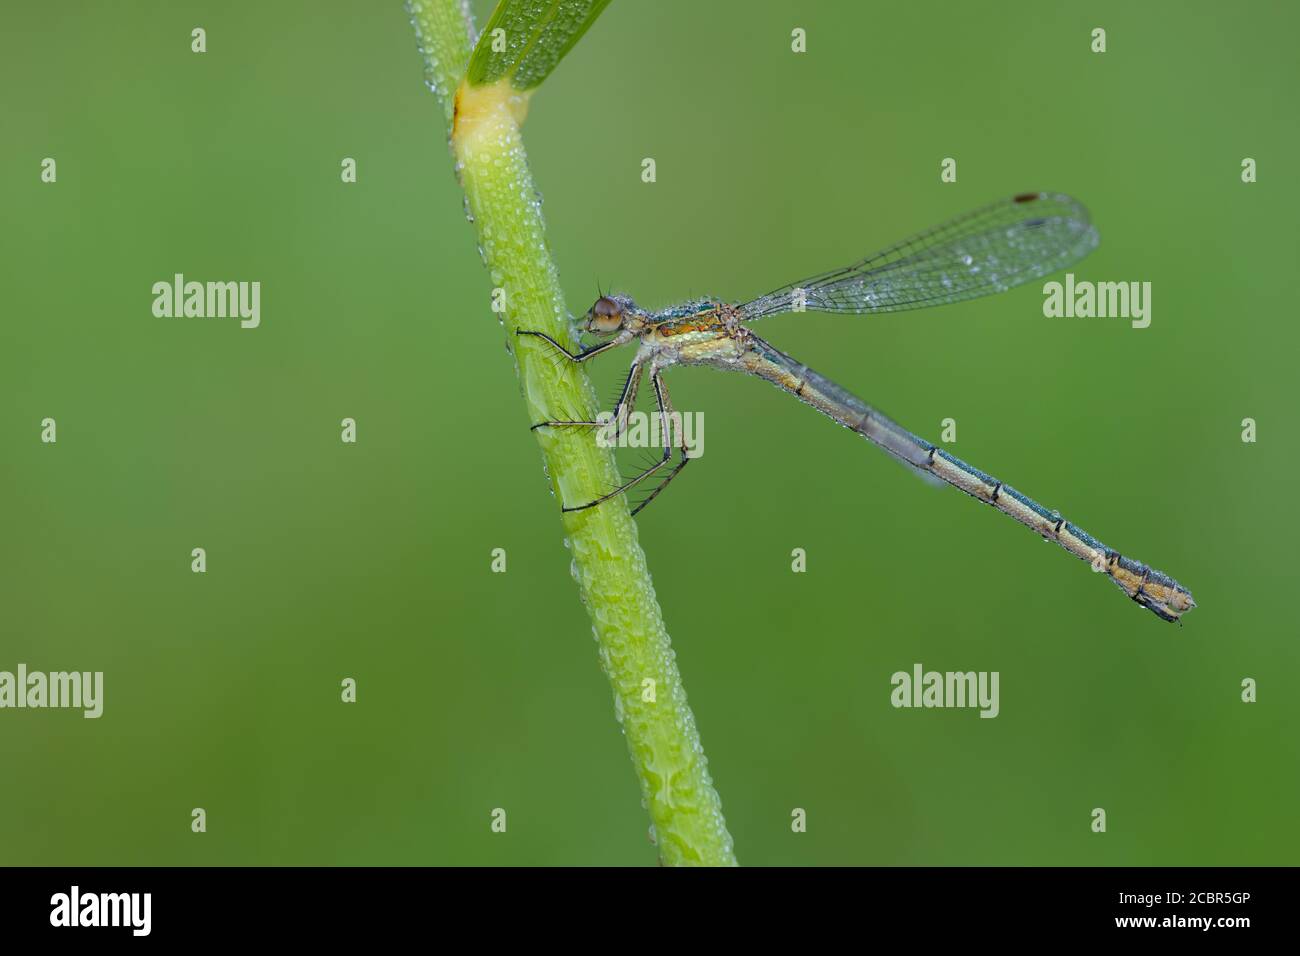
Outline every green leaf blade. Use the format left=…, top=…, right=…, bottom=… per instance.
left=467, top=0, right=614, bottom=90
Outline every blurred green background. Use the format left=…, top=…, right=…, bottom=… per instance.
left=2, top=0, right=1296, bottom=866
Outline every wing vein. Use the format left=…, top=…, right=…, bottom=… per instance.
left=737, top=192, right=1098, bottom=320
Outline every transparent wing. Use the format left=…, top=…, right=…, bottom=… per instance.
left=736, top=192, right=1098, bottom=320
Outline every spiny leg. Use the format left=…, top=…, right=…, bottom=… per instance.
left=610, top=360, right=643, bottom=437
left=630, top=372, right=691, bottom=516
left=528, top=357, right=644, bottom=444
left=517, top=329, right=621, bottom=377
left=517, top=328, right=641, bottom=438
left=561, top=369, right=678, bottom=514
left=515, top=329, right=630, bottom=364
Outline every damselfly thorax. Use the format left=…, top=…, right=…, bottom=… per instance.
left=643, top=304, right=748, bottom=366
left=516, top=193, right=1196, bottom=623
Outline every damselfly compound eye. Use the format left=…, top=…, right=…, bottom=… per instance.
left=588, top=296, right=623, bottom=332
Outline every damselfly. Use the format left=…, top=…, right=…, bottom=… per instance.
left=518, top=193, right=1196, bottom=622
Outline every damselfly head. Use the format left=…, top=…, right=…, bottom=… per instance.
left=583, top=294, right=639, bottom=334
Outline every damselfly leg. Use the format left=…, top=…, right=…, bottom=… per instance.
left=519, top=329, right=642, bottom=441
left=627, top=372, right=691, bottom=516
left=560, top=370, right=688, bottom=515
left=519, top=327, right=690, bottom=509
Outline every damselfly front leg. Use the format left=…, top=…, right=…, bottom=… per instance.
left=515, top=328, right=631, bottom=365
left=519, top=330, right=644, bottom=444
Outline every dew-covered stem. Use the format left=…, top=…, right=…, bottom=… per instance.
left=405, top=0, right=736, bottom=866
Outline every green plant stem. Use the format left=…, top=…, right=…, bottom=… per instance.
left=406, top=0, right=736, bottom=866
